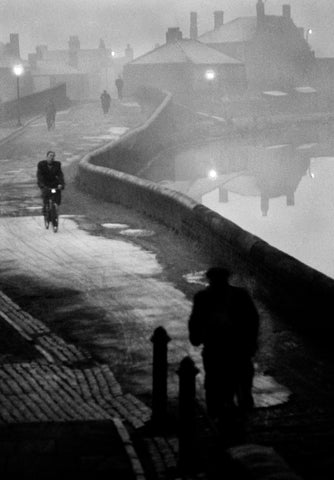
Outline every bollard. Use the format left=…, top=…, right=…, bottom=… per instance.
left=177, top=356, right=199, bottom=471
left=150, top=326, right=171, bottom=428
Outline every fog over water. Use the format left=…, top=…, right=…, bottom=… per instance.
left=203, top=156, right=334, bottom=279
left=0, top=0, right=333, bottom=58
left=171, top=129, right=334, bottom=279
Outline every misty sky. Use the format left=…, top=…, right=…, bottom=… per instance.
left=0, top=0, right=333, bottom=59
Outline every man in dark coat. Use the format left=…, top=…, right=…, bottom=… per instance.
left=188, top=267, right=259, bottom=419
left=45, top=99, right=56, bottom=130
left=100, top=90, right=111, bottom=114
left=37, top=151, right=65, bottom=213
left=115, top=75, right=124, bottom=100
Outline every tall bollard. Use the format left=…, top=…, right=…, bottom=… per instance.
left=150, top=326, right=171, bottom=429
left=177, top=356, right=199, bottom=472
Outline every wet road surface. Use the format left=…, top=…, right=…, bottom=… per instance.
left=1, top=102, right=334, bottom=479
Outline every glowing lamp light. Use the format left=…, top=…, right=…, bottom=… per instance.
left=13, top=64, right=24, bottom=76
left=306, top=28, right=313, bottom=42
left=205, top=69, right=216, bottom=81
left=208, top=169, right=218, bottom=180
left=111, top=50, right=116, bottom=57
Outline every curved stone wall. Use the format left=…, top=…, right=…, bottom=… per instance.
left=78, top=91, right=334, bottom=334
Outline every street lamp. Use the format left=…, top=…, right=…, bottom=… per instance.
left=13, top=64, right=24, bottom=126
left=205, top=69, right=216, bottom=115
left=306, top=28, right=313, bottom=43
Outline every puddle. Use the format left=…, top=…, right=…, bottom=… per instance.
left=102, top=223, right=129, bottom=229
left=82, top=135, right=117, bottom=141
left=253, top=374, right=291, bottom=408
left=122, top=102, right=140, bottom=108
left=108, top=127, right=129, bottom=135
left=183, top=270, right=208, bottom=286
left=119, top=229, right=155, bottom=237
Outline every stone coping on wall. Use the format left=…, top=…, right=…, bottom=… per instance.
left=78, top=91, right=334, bottom=333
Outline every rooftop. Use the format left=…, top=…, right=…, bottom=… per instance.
left=131, top=39, right=242, bottom=65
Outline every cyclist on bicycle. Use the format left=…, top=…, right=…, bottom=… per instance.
left=37, top=150, right=65, bottom=214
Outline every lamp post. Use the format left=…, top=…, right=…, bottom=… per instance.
left=205, top=69, right=216, bottom=115
left=13, top=64, right=24, bottom=126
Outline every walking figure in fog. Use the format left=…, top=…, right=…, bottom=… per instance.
left=188, top=268, right=259, bottom=420
left=115, top=75, right=124, bottom=101
left=100, top=90, right=111, bottom=114
left=45, top=99, right=56, bottom=130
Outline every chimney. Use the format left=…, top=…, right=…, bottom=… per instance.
left=28, top=53, right=37, bottom=70
left=36, top=45, right=48, bottom=60
left=190, top=12, right=198, bottom=40
left=166, top=27, right=182, bottom=44
left=282, top=4, right=291, bottom=19
left=68, top=35, right=80, bottom=68
left=256, top=0, right=265, bottom=23
left=125, top=44, right=134, bottom=61
left=9, top=33, right=20, bottom=58
left=214, top=11, right=224, bottom=30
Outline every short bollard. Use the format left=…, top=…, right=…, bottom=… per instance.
left=150, top=326, right=171, bottom=428
left=177, top=356, right=199, bottom=471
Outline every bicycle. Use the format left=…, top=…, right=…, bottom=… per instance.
left=43, top=187, right=59, bottom=233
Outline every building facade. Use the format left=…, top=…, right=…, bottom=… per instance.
left=198, top=1, right=315, bottom=91
left=123, top=27, right=246, bottom=97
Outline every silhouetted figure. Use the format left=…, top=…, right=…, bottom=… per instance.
left=45, top=99, right=56, bottom=130
left=188, top=268, right=259, bottom=421
left=100, top=90, right=111, bottom=114
left=115, top=75, right=124, bottom=100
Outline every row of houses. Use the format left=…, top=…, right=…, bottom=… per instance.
left=0, top=33, right=134, bottom=103
left=123, top=1, right=327, bottom=100
left=1, top=1, right=333, bottom=106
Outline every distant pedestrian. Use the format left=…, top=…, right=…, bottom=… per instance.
left=115, top=75, right=124, bottom=101
left=100, top=90, right=111, bottom=114
left=188, top=267, right=259, bottom=420
left=45, top=99, right=56, bottom=130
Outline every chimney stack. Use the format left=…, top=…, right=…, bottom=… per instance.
left=256, top=0, right=265, bottom=23
left=190, top=12, right=198, bottom=40
left=214, top=11, right=224, bottom=30
left=68, top=35, right=80, bottom=68
left=9, top=33, right=20, bottom=58
left=28, top=53, right=37, bottom=70
left=282, top=4, right=291, bottom=19
left=166, top=27, right=182, bottom=44
left=125, top=44, right=134, bottom=61
left=36, top=45, right=48, bottom=60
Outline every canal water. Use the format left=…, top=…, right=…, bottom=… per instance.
left=165, top=121, right=334, bottom=279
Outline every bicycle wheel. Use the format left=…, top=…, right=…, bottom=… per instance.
left=44, top=204, right=50, bottom=229
left=51, top=203, right=58, bottom=233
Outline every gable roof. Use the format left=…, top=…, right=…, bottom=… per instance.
left=130, top=39, right=242, bottom=65
left=199, top=17, right=257, bottom=44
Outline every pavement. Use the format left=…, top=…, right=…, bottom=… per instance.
left=0, top=97, right=334, bottom=480
left=0, top=98, right=215, bottom=480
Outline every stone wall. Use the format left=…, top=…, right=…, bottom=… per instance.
left=78, top=89, right=334, bottom=335
left=0, top=83, right=69, bottom=123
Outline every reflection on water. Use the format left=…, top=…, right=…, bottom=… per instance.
left=167, top=122, right=334, bottom=279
